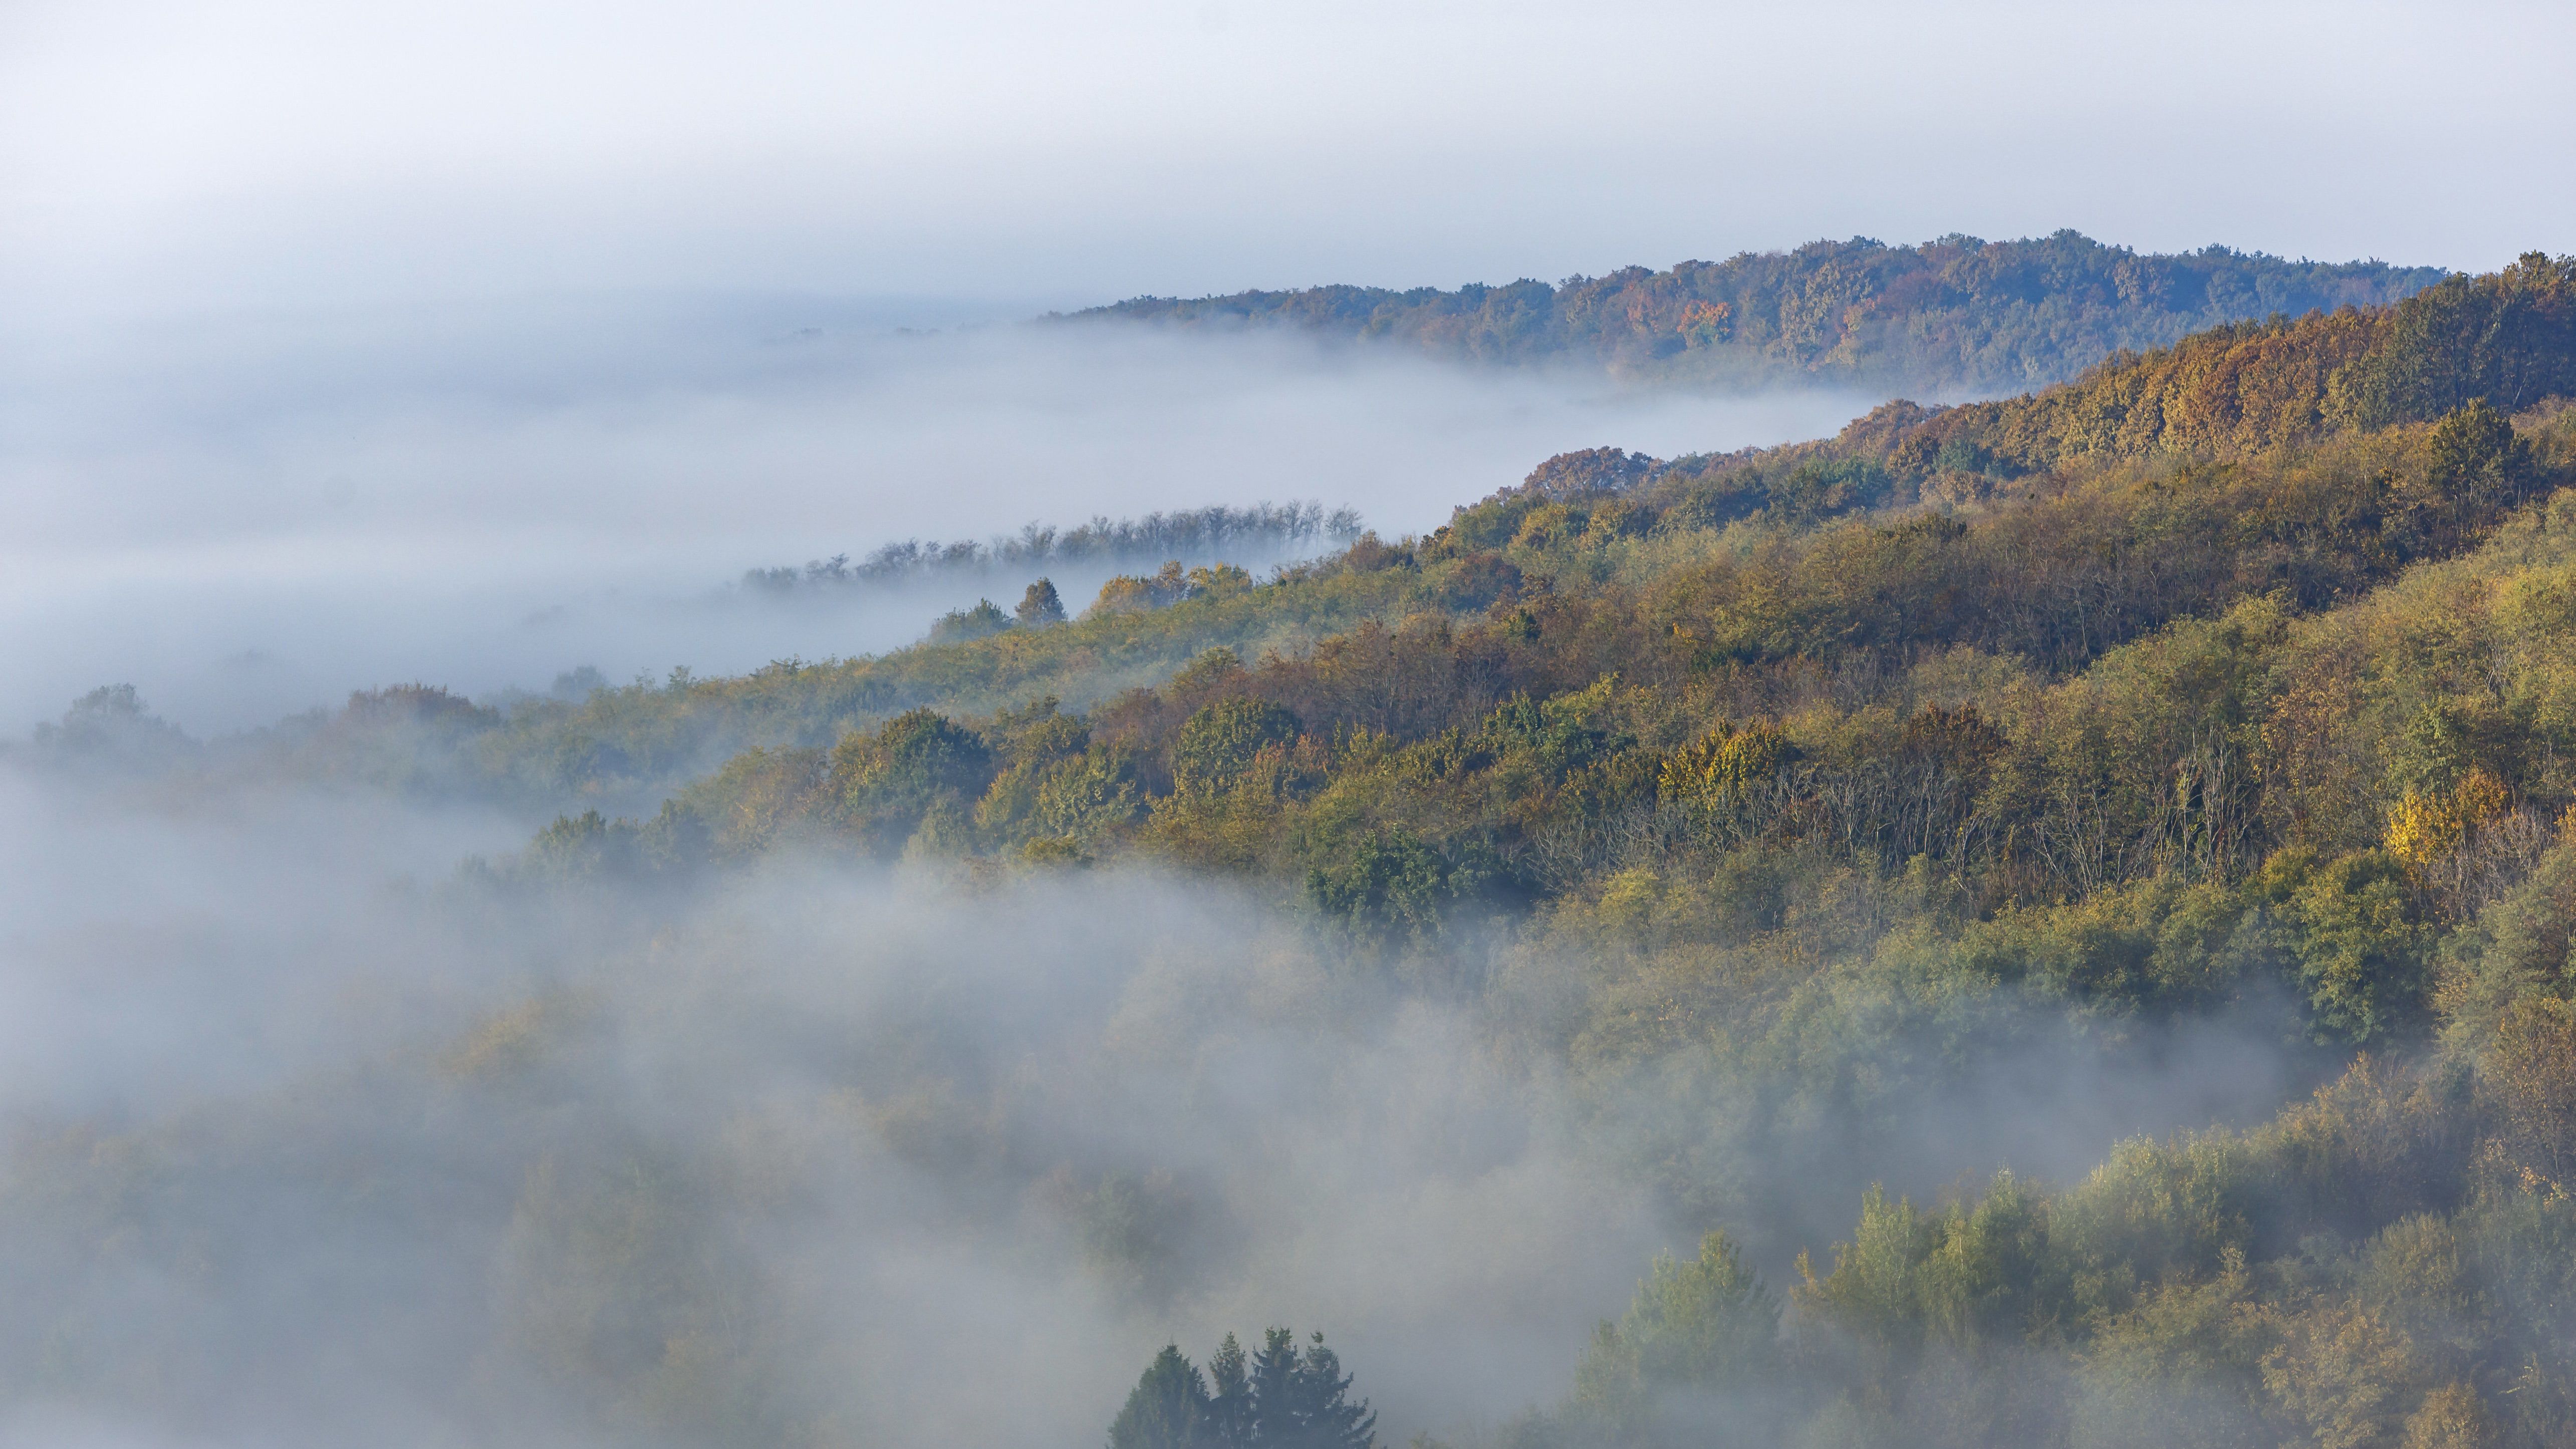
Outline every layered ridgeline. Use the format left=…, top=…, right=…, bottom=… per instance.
left=110, top=252, right=2565, bottom=812
left=1075, top=231, right=2446, bottom=394
left=23, top=254, right=2576, bottom=1448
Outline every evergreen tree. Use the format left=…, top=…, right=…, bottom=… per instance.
left=1250, top=1328, right=1304, bottom=1440
left=1108, top=1329, right=1374, bottom=1449
left=1108, top=1345, right=1210, bottom=1449
left=1206, top=1332, right=1253, bottom=1445
left=1245, top=1328, right=1376, bottom=1448
left=1282, top=1331, right=1377, bottom=1449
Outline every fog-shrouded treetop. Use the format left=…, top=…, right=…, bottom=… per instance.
left=743, top=502, right=1364, bottom=599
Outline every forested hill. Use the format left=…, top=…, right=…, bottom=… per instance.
left=1613, top=250, right=2576, bottom=531
left=482, top=248, right=2576, bottom=1444
left=92, top=255, right=2563, bottom=815
left=28, top=254, right=2576, bottom=1447
left=1074, top=230, right=2444, bottom=394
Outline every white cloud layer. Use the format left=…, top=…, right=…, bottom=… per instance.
left=0, top=308, right=1867, bottom=733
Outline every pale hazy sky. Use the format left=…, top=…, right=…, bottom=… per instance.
left=5, top=0, right=2569, bottom=318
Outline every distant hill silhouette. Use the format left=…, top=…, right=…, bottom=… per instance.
left=1073, top=230, right=2447, bottom=396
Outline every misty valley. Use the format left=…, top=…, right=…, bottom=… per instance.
left=12, top=239, right=2576, bottom=1449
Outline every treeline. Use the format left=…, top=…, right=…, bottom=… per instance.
left=1076, top=231, right=2444, bottom=394
left=742, top=502, right=1363, bottom=597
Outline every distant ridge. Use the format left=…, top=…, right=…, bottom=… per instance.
left=1444, top=251, right=2576, bottom=575
left=1069, top=230, right=2446, bottom=396
left=740, top=502, right=1363, bottom=597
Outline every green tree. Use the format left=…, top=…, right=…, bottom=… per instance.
left=1173, top=697, right=1301, bottom=794
left=1018, top=578, right=1069, bottom=626
left=1109, top=1345, right=1211, bottom=1449
left=930, top=598, right=1013, bottom=643
left=1305, top=829, right=1452, bottom=953
left=1248, top=1328, right=1377, bottom=1449
left=1110, top=1330, right=1373, bottom=1449
left=2424, top=398, right=2536, bottom=511
left=2279, top=851, right=2433, bottom=1043
left=1207, top=1333, right=1253, bottom=1446
left=827, top=709, right=997, bottom=852
left=1575, top=1231, right=1780, bottom=1441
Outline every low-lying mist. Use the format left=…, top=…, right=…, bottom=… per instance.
left=0, top=297, right=1872, bottom=736
left=0, top=761, right=2334, bottom=1448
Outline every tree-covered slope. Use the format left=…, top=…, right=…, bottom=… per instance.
left=1075, top=231, right=2445, bottom=395
left=519, top=253, right=2576, bottom=1443
left=1817, top=251, right=2576, bottom=479
left=23, top=251, right=2576, bottom=1449
left=144, top=255, right=2566, bottom=818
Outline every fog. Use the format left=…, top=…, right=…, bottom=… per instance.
left=0, top=278, right=2373, bottom=1449
left=0, top=761, right=2328, bottom=1448
left=3, top=1, right=2548, bottom=1441
left=0, top=303, right=1868, bottom=734
left=0, top=762, right=1673, bottom=1445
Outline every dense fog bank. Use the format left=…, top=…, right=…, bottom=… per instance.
left=0, top=761, right=2341, bottom=1447
left=0, top=300, right=1868, bottom=735
left=0, top=764, right=1664, bottom=1444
